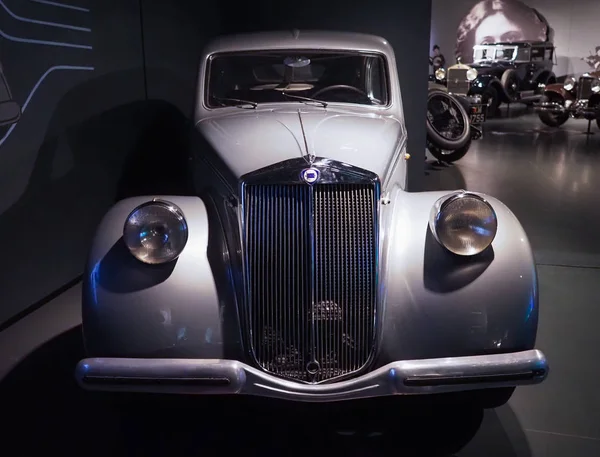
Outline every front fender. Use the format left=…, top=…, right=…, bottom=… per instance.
left=543, top=84, right=572, bottom=100
left=82, top=195, right=239, bottom=359
left=376, top=188, right=538, bottom=365
left=469, top=74, right=509, bottom=101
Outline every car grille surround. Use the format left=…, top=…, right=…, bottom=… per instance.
left=240, top=161, right=379, bottom=384
left=447, top=68, right=470, bottom=95
left=578, top=76, right=594, bottom=100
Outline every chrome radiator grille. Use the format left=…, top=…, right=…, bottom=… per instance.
left=578, top=77, right=593, bottom=100
left=447, top=68, right=470, bottom=95
left=242, top=183, right=377, bottom=383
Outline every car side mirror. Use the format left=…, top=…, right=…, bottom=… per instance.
left=0, top=100, right=21, bottom=126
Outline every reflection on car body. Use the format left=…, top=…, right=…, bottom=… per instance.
left=75, top=30, right=547, bottom=407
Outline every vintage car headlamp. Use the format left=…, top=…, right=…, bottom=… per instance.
left=123, top=200, right=188, bottom=264
left=466, top=68, right=478, bottom=81
left=435, top=68, right=446, bottom=80
left=563, top=77, right=577, bottom=91
left=429, top=191, right=497, bottom=256
left=592, top=79, right=600, bottom=93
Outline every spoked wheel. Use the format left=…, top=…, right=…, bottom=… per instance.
left=501, top=69, right=519, bottom=102
left=538, top=94, right=569, bottom=127
left=427, top=138, right=472, bottom=163
left=426, top=89, right=471, bottom=150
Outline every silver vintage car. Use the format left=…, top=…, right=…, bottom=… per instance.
left=76, top=31, right=547, bottom=407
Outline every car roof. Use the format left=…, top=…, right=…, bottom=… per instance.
left=201, top=30, right=394, bottom=56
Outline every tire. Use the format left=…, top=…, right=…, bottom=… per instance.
left=483, top=85, right=500, bottom=117
left=538, top=94, right=569, bottom=127
left=500, top=69, right=519, bottom=102
left=426, top=89, right=471, bottom=150
left=472, top=387, right=516, bottom=409
left=428, top=137, right=472, bottom=163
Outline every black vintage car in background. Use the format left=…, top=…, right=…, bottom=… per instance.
left=465, top=42, right=557, bottom=115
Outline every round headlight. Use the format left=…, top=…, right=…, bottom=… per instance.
left=592, top=79, right=600, bottom=93
left=429, top=192, right=497, bottom=256
left=466, top=68, right=478, bottom=81
left=435, top=68, right=446, bottom=80
left=563, top=77, right=576, bottom=91
left=123, top=200, right=188, bottom=264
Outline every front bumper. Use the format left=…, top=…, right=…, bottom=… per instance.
left=535, top=101, right=598, bottom=119
left=76, top=349, right=548, bottom=402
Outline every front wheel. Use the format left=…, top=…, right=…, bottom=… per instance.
left=483, top=85, right=500, bottom=117
left=426, top=89, right=471, bottom=150
left=501, top=69, right=519, bottom=102
left=538, top=94, right=569, bottom=127
left=428, top=138, right=472, bottom=163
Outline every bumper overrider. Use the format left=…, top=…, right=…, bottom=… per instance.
left=75, top=350, right=548, bottom=402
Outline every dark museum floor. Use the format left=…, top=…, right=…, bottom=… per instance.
left=1, top=107, right=600, bottom=456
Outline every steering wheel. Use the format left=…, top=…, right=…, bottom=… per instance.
left=312, top=84, right=368, bottom=99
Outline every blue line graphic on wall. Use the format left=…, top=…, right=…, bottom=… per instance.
left=0, top=28, right=92, bottom=49
left=0, top=65, right=95, bottom=148
left=0, top=0, right=90, bottom=32
left=29, top=0, right=90, bottom=13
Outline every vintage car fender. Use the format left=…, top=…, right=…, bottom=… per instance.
left=470, top=74, right=510, bottom=102
left=375, top=186, right=538, bottom=365
left=542, top=83, right=573, bottom=101
left=82, top=189, right=538, bottom=367
left=81, top=195, right=238, bottom=360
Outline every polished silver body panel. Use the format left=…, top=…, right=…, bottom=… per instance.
left=79, top=31, right=546, bottom=401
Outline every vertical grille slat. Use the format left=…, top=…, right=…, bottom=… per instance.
left=578, top=77, right=593, bottom=100
left=243, top=182, right=377, bottom=383
left=447, top=68, right=470, bottom=95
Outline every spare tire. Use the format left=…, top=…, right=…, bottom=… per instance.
left=426, top=89, right=471, bottom=150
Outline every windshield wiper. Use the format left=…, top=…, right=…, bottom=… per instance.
left=212, top=96, right=257, bottom=109
left=281, top=91, right=328, bottom=108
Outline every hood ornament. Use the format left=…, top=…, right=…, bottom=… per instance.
left=297, top=110, right=315, bottom=165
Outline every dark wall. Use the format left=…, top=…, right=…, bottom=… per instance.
left=0, top=0, right=431, bottom=327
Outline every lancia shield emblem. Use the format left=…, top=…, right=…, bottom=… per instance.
left=300, top=168, right=320, bottom=184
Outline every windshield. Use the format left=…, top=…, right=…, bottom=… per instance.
left=473, top=46, right=517, bottom=62
left=206, top=51, right=389, bottom=108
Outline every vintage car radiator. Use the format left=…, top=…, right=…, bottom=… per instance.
left=242, top=182, right=378, bottom=383
left=577, top=76, right=594, bottom=100
left=447, top=68, right=470, bottom=95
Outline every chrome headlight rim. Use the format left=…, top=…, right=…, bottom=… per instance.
left=466, top=68, right=478, bottom=81
left=435, top=68, right=446, bottom=81
left=429, top=191, right=498, bottom=257
left=563, top=77, right=576, bottom=91
left=123, top=199, right=189, bottom=265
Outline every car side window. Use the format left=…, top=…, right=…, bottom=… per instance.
left=516, top=47, right=531, bottom=62
left=531, top=47, right=544, bottom=62
left=544, top=47, right=554, bottom=62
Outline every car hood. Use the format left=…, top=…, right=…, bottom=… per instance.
left=196, top=107, right=405, bottom=180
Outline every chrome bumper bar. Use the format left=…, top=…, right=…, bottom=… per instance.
left=534, top=101, right=566, bottom=113
left=75, top=350, right=548, bottom=402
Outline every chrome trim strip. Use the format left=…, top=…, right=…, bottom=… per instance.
left=76, top=349, right=548, bottom=402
